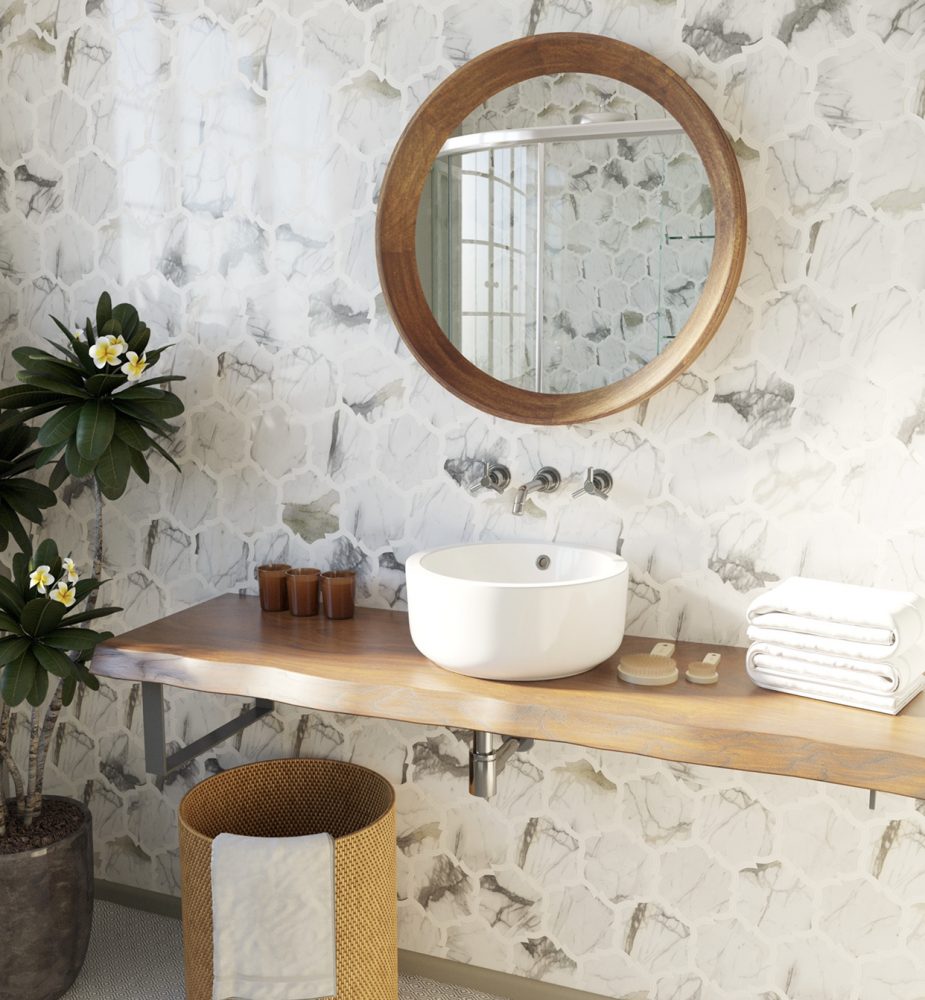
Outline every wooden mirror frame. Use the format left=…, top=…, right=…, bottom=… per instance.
left=376, top=33, right=747, bottom=425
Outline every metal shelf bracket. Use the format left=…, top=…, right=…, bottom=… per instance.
left=141, top=681, right=274, bottom=778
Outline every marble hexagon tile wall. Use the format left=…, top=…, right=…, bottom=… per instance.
left=3, top=0, right=925, bottom=997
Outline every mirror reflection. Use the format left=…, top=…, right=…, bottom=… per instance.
left=415, top=75, right=715, bottom=394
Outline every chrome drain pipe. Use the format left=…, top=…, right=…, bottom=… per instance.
left=469, top=730, right=534, bottom=798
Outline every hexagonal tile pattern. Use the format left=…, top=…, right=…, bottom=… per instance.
left=3, top=3, right=925, bottom=999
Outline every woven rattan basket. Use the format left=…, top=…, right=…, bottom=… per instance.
left=178, top=758, right=397, bottom=1000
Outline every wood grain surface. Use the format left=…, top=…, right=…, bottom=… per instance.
left=376, top=32, right=747, bottom=425
left=92, top=594, right=925, bottom=798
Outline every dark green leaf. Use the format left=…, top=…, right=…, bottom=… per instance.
left=18, top=373, right=89, bottom=397
left=0, top=636, right=31, bottom=665
left=111, top=303, right=139, bottom=343
left=144, top=346, right=174, bottom=366
left=96, top=292, right=112, bottom=331
left=34, top=441, right=67, bottom=467
left=72, top=579, right=101, bottom=603
left=65, top=438, right=97, bottom=478
left=2, top=504, right=31, bottom=554
left=0, top=424, right=36, bottom=459
left=49, top=454, right=69, bottom=490
left=0, top=385, right=60, bottom=409
left=26, top=667, right=48, bottom=706
left=127, top=447, right=150, bottom=484
left=131, top=322, right=150, bottom=355
left=61, top=606, right=120, bottom=627
left=100, top=318, right=122, bottom=339
left=32, top=539, right=59, bottom=570
left=113, top=417, right=152, bottom=452
left=84, top=372, right=127, bottom=396
left=110, top=405, right=177, bottom=438
left=60, top=674, right=77, bottom=706
left=0, top=576, right=25, bottom=615
left=1, top=490, right=43, bottom=523
left=77, top=665, right=100, bottom=691
left=37, top=402, right=84, bottom=447
left=33, top=643, right=75, bottom=678
left=2, top=479, right=55, bottom=509
left=144, top=434, right=181, bottom=473
left=20, top=597, right=67, bottom=637
left=130, top=375, right=185, bottom=391
left=0, top=403, right=62, bottom=431
left=51, top=316, right=95, bottom=372
left=76, top=400, right=116, bottom=461
left=95, top=437, right=131, bottom=500
left=12, top=346, right=60, bottom=368
left=0, top=611, right=22, bottom=633
left=43, top=627, right=109, bottom=652
left=1, top=649, right=37, bottom=706
left=11, top=550, right=30, bottom=589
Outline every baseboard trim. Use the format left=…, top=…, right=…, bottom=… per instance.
left=95, top=878, right=182, bottom=919
left=397, top=950, right=611, bottom=1000
left=94, top=880, right=610, bottom=1000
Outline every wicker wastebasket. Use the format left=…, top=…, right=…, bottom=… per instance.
left=178, top=758, right=397, bottom=1000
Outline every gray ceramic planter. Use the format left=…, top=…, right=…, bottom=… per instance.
left=0, top=797, right=93, bottom=1000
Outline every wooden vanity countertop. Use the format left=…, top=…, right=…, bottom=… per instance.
left=93, top=594, right=925, bottom=798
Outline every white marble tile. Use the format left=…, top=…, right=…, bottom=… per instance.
left=815, top=37, right=906, bottom=132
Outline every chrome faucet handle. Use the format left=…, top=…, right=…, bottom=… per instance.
left=469, top=461, right=511, bottom=495
left=532, top=466, right=562, bottom=492
left=572, top=467, right=613, bottom=500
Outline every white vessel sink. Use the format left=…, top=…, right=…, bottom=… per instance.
left=405, top=542, right=628, bottom=681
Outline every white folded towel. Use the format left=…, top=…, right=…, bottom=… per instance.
left=746, top=577, right=925, bottom=660
left=211, top=832, right=336, bottom=1000
left=746, top=645, right=925, bottom=715
left=746, top=642, right=923, bottom=695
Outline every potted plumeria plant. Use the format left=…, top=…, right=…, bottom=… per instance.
left=0, top=291, right=185, bottom=1000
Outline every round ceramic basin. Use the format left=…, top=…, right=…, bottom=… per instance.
left=405, top=542, right=628, bottom=681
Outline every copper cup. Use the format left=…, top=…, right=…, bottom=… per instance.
left=257, top=563, right=291, bottom=612
left=287, top=568, right=320, bottom=617
left=321, top=570, right=356, bottom=620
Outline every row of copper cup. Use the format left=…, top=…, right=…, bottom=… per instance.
left=257, top=564, right=356, bottom=619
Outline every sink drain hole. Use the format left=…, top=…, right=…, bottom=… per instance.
left=536, top=555, right=551, bottom=570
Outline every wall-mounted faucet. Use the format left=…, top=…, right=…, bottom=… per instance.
left=512, top=466, right=561, bottom=515
left=469, top=461, right=511, bottom=495
left=572, top=467, right=613, bottom=500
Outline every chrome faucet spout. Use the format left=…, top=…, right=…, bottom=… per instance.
left=511, top=466, right=561, bottom=515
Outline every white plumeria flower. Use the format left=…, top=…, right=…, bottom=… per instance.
left=88, top=336, right=123, bottom=369
left=111, top=335, right=128, bottom=355
left=72, top=327, right=86, bottom=343
left=49, top=580, right=76, bottom=608
left=121, top=351, right=147, bottom=381
left=61, top=557, right=79, bottom=584
left=29, top=565, right=54, bottom=594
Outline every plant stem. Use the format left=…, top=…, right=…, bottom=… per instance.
left=23, top=707, right=41, bottom=829
left=90, top=476, right=103, bottom=589
left=33, top=678, right=65, bottom=817
left=0, top=706, right=10, bottom=838
left=0, top=711, right=26, bottom=821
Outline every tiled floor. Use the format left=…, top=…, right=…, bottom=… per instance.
left=63, top=901, right=505, bottom=1000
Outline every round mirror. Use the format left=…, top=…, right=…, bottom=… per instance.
left=378, top=34, right=746, bottom=424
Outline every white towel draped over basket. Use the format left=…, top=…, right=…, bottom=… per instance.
left=210, top=831, right=336, bottom=1000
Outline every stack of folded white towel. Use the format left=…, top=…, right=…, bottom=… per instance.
left=746, top=577, right=925, bottom=715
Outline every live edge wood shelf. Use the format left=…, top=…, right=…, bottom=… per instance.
left=94, top=593, right=925, bottom=798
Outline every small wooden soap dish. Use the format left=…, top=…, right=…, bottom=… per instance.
left=618, top=642, right=678, bottom=686
left=685, top=652, right=720, bottom=685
